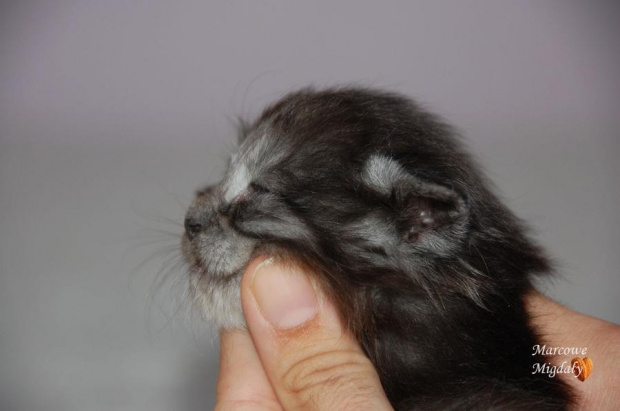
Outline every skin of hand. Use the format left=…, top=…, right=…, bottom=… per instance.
left=527, top=291, right=620, bottom=409
left=215, top=257, right=620, bottom=410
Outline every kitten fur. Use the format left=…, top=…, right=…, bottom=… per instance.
left=182, top=87, right=572, bottom=409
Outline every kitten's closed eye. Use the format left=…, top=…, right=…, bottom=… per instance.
left=225, top=182, right=270, bottom=206
left=249, top=182, right=269, bottom=195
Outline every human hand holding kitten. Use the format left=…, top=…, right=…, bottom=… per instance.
left=184, top=87, right=619, bottom=408
left=215, top=256, right=392, bottom=411
left=215, top=258, right=620, bottom=411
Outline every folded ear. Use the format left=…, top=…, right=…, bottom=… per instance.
left=362, top=154, right=469, bottom=251
left=393, top=178, right=468, bottom=243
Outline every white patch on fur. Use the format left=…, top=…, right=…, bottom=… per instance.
left=248, top=132, right=289, bottom=170
left=223, top=162, right=250, bottom=202
left=223, top=132, right=286, bottom=204
left=362, top=154, right=407, bottom=195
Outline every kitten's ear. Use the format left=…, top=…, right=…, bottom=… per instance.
left=392, top=178, right=468, bottom=244
left=362, top=155, right=469, bottom=249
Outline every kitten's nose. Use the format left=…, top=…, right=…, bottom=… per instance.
left=184, top=217, right=204, bottom=241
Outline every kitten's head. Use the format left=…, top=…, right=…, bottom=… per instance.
left=182, top=87, right=547, bottom=330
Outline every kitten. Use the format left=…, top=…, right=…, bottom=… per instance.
left=182, top=87, right=572, bottom=409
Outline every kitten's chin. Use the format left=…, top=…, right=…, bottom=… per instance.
left=183, top=241, right=255, bottom=330
left=190, top=270, right=247, bottom=330
left=183, top=238, right=286, bottom=330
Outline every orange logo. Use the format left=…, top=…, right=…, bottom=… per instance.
left=571, top=357, right=593, bottom=381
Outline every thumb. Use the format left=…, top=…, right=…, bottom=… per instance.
left=240, top=257, right=393, bottom=411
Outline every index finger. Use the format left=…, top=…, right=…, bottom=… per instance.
left=215, top=329, right=283, bottom=411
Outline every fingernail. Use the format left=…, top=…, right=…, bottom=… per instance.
left=251, top=258, right=319, bottom=329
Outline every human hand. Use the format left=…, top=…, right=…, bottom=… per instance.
left=527, top=291, right=620, bottom=409
left=215, top=257, right=393, bottom=410
left=213, top=256, right=620, bottom=410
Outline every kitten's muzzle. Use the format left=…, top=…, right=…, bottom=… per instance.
left=184, top=192, right=222, bottom=241
left=184, top=195, right=235, bottom=241
left=184, top=216, right=204, bottom=241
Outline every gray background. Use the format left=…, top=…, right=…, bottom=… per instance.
left=1, top=1, right=618, bottom=410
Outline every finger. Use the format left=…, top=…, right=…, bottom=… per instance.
left=241, top=257, right=393, bottom=411
left=215, top=329, right=283, bottom=411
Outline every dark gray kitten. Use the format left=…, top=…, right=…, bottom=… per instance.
left=182, top=87, right=572, bottom=409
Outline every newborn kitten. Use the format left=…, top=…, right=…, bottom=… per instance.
left=182, top=87, right=572, bottom=409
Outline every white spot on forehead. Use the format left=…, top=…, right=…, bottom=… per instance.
left=222, top=130, right=290, bottom=203
left=247, top=132, right=286, bottom=166
left=362, top=154, right=407, bottom=195
left=223, top=162, right=250, bottom=202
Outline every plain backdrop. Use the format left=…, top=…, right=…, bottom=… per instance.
left=1, top=1, right=618, bottom=410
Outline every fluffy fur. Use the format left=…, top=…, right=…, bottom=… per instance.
left=182, top=87, right=572, bottom=409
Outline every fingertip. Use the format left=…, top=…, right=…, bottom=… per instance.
left=242, top=255, right=273, bottom=284
left=216, top=329, right=281, bottom=410
left=237, top=258, right=392, bottom=410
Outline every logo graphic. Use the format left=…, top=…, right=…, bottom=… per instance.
left=571, top=357, right=593, bottom=381
left=531, top=345, right=592, bottom=380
